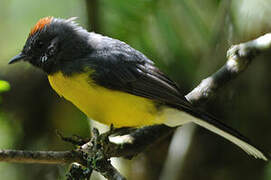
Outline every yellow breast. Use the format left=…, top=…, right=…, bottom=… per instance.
left=48, top=72, right=165, bottom=127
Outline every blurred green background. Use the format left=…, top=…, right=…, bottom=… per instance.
left=0, top=0, right=271, bottom=179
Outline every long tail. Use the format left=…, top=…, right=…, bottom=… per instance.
left=166, top=107, right=269, bottom=161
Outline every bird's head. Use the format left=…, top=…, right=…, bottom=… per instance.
left=9, top=17, right=90, bottom=74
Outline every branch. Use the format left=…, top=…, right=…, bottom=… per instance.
left=0, top=150, right=81, bottom=164
left=2, top=33, right=271, bottom=179
left=186, top=33, right=271, bottom=105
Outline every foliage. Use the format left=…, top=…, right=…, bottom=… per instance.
left=0, top=80, right=10, bottom=93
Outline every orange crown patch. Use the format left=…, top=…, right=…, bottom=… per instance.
left=29, top=17, right=53, bottom=36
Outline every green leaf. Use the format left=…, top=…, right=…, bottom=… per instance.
left=0, top=80, right=10, bottom=93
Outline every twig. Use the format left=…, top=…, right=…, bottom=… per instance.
left=0, top=150, right=81, bottom=164
left=91, top=159, right=126, bottom=180
left=1, top=33, right=271, bottom=179
left=186, top=33, right=271, bottom=105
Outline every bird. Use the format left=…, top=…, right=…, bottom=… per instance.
left=9, top=17, right=269, bottom=160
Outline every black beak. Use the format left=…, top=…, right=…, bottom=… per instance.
left=9, top=52, right=26, bottom=64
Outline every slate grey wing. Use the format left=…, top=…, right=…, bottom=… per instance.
left=87, top=49, right=193, bottom=110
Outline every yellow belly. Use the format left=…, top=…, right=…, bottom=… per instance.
left=48, top=72, right=166, bottom=127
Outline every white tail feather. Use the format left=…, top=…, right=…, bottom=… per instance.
left=192, top=118, right=267, bottom=160
left=163, top=108, right=268, bottom=161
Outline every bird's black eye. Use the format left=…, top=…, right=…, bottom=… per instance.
left=36, top=40, right=44, bottom=49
